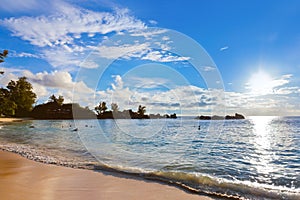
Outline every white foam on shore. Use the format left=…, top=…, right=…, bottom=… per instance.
left=0, top=143, right=96, bottom=169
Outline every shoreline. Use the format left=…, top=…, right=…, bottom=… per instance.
left=0, top=150, right=213, bottom=200
left=0, top=117, right=28, bottom=123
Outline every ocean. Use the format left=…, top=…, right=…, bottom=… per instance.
left=0, top=116, right=299, bottom=199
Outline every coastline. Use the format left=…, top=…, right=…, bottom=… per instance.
left=0, top=150, right=213, bottom=200
left=0, top=117, right=27, bottom=123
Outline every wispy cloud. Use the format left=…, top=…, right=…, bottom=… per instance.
left=148, top=20, right=158, bottom=25
left=220, top=46, right=229, bottom=51
left=9, top=51, right=40, bottom=58
left=141, top=51, right=190, bottom=62
left=0, top=1, right=149, bottom=70
left=96, top=43, right=150, bottom=60
left=201, top=66, right=216, bottom=72
left=130, top=29, right=167, bottom=39
left=124, top=76, right=170, bottom=89
left=1, top=2, right=191, bottom=68
left=1, top=3, right=145, bottom=48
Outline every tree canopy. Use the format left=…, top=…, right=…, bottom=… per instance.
left=0, top=77, right=37, bottom=117
left=95, top=101, right=107, bottom=115
left=0, top=88, right=17, bottom=116
left=0, top=50, right=8, bottom=63
left=137, top=105, right=146, bottom=116
left=49, top=94, right=64, bottom=106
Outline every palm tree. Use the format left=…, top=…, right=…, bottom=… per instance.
left=48, top=95, right=64, bottom=106
left=111, top=103, right=119, bottom=113
left=95, top=101, right=107, bottom=115
left=137, top=105, right=146, bottom=116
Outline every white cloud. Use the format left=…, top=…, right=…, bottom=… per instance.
left=202, top=66, right=216, bottom=72
left=111, top=75, right=124, bottom=90
left=1, top=3, right=145, bottom=48
left=142, top=51, right=190, bottom=62
left=220, top=46, right=229, bottom=51
left=124, top=76, right=170, bottom=89
left=2, top=2, right=191, bottom=69
left=10, top=51, right=40, bottom=58
left=41, top=47, right=85, bottom=68
left=94, top=75, right=219, bottom=115
left=274, top=86, right=300, bottom=95
left=0, top=1, right=149, bottom=70
left=92, top=41, right=189, bottom=63
left=0, top=71, right=19, bottom=87
left=148, top=20, right=158, bottom=25
left=96, top=43, right=150, bottom=60
left=162, top=36, right=170, bottom=41
left=79, top=61, right=99, bottom=69
left=0, top=69, right=94, bottom=104
left=130, top=29, right=168, bottom=39
left=25, top=70, right=73, bottom=88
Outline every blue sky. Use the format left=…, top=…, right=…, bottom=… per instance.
left=0, top=0, right=300, bottom=116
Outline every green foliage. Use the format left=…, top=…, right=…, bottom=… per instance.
left=0, top=50, right=8, bottom=63
left=0, top=50, right=8, bottom=75
left=0, top=88, right=17, bottom=116
left=95, top=101, right=107, bottom=115
left=111, top=103, right=119, bottom=112
left=1, top=77, right=37, bottom=117
left=49, top=94, right=64, bottom=106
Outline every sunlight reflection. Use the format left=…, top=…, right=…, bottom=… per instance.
left=249, top=116, right=278, bottom=177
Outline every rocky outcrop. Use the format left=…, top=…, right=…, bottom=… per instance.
left=31, top=102, right=96, bottom=119
left=196, top=113, right=245, bottom=120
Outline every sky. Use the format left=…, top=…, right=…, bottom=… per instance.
left=0, top=0, right=300, bottom=116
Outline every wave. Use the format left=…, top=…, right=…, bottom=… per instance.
left=0, top=143, right=299, bottom=200
left=0, top=143, right=97, bottom=169
left=145, top=171, right=299, bottom=200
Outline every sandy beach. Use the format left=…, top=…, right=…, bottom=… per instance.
left=0, top=118, right=27, bottom=123
left=0, top=150, right=213, bottom=200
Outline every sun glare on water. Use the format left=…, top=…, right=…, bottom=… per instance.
left=247, top=70, right=273, bottom=95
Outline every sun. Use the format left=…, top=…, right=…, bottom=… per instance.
left=247, top=70, right=273, bottom=95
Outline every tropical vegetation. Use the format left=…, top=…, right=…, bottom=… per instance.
left=0, top=77, right=36, bottom=117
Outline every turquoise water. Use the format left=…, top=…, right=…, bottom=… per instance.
left=0, top=116, right=299, bottom=199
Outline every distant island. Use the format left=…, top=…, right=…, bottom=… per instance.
left=30, top=95, right=177, bottom=120
left=195, top=113, right=245, bottom=120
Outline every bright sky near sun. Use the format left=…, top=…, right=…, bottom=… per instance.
left=0, top=0, right=300, bottom=116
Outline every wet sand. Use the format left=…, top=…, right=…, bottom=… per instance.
left=0, top=150, right=213, bottom=200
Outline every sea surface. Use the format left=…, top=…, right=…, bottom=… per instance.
left=0, top=116, right=299, bottom=199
